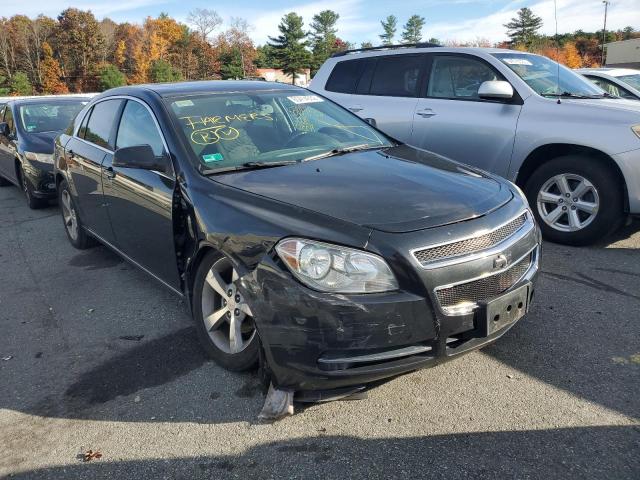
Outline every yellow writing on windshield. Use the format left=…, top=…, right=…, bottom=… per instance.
left=180, top=111, right=273, bottom=131
left=190, top=125, right=240, bottom=146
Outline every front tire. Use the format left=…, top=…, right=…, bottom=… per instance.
left=524, top=155, right=624, bottom=246
left=19, top=165, right=46, bottom=209
left=58, top=180, right=93, bottom=249
left=192, top=251, right=259, bottom=371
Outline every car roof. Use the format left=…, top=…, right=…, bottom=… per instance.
left=103, top=80, right=304, bottom=99
left=6, top=97, right=92, bottom=106
left=327, top=46, right=522, bottom=61
left=577, top=68, right=640, bottom=77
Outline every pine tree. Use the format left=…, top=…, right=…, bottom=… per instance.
left=379, top=15, right=397, bottom=45
left=10, top=72, right=32, bottom=95
left=98, top=63, right=126, bottom=90
left=268, top=13, right=311, bottom=85
left=504, top=8, right=543, bottom=47
left=401, top=15, right=425, bottom=44
left=310, top=10, right=339, bottom=73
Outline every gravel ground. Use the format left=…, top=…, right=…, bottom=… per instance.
left=0, top=185, right=638, bottom=479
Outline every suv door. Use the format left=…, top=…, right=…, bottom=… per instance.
left=64, top=98, right=124, bottom=243
left=350, top=54, right=425, bottom=143
left=0, top=105, right=18, bottom=182
left=411, top=54, right=522, bottom=176
left=104, top=99, right=180, bottom=290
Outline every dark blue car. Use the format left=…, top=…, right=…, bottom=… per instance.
left=0, top=97, right=89, bottom=208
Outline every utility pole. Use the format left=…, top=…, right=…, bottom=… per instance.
left=601, top=1, right=610, bottom=66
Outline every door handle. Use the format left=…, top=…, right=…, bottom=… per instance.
left=348, top=106, right=363, bottom=112
left=416, top=109, right=437, bottom=118
left=103, top=166, right=116, bottom=180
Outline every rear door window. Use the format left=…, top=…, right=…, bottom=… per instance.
left=325, top=59, right=363, bottom=94
left=4, top=106, right=14, bottom=133
left=369, top=55, right=424, bottom=97
left=587, top=76, right=635, bottom=100
left=427, top=55, right=499, bottom=100
left=84, top=99, right=123, bottom=150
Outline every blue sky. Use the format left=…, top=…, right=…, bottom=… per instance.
left=6, top=0, right=640, bottom=45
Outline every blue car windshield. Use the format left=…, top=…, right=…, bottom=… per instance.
left=19, top=101, right=87, bottom=133
left=493, top=53, right=605, bottom=98
left=168, top=90, right=392, bottom=172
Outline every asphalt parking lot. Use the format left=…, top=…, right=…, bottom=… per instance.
left=0, top=184, right=638, bottom=479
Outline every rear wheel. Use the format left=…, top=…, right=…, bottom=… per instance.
left=58, top=180, right=93, bottom=249
left=524, top=155, right=624, bottom=245
left=192, top=251, right=259, bottom=371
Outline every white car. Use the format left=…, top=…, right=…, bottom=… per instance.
left=577, top=68, right=640, bottom=101
left=310, top=45, right=640, bottom=245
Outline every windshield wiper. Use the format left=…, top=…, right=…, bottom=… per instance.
left=301, top=144, right=383, bottom=162
left=200, top=160, right=299, bottom=175
left=541, top=91, right=593, bottom=99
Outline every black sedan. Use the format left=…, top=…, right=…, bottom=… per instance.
left=53, top=81, right=540, bottom=410
left=0, top=97, right=88, bottom=208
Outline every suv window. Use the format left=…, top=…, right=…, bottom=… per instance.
left=370, top=55, right=423, bottom=97
left=84, top=99, right=123, bottom=150
left=326, top=59, right=363, bottom=94
left=116, top=100, right=165, bottom=156
left=587, top=76, right=635, bottom=100
left=428, top=56, right=499, bottom=100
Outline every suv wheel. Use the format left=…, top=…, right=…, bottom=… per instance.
left=19, top=165, right=45, bottom=209
left=524, top=155, right=624, bottom=246
left=192, top=251, right=259, bottom=371
left=58, top=180, right=93, bottom=249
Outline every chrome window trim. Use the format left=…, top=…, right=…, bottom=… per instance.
left=73, top=95, right=175, bottom=180
left=410, top=209, right=533, bottom=270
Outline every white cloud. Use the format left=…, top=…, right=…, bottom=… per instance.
left=1, top=0, right=167, bottom=18
left=429, top=0, right=640, bottom=43
left=216, top=0, right=378, bottom=45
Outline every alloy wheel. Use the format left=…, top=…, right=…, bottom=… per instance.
left=61, top=190, right=79, bottom=241
left=201, top=257, right=256, bottom=354
left=536, top=173, right=600, bottom=232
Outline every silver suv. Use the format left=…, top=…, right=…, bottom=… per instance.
left=310, top=45, right=640, bottom=245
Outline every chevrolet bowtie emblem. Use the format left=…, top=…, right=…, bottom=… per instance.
left=493, top=254, right=508, bottom=269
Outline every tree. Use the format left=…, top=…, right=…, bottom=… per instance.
left=622, top=26, right=635, bottom=40
left=41, top=42, right=68, bottom=94
left=187, top=8, right=222, bottom=41
left=361, top=41, right=373, bottom=49
left=268, top=13, right=311, bottom=85
left=150, top=59, right=182, bottom=82
left=401, top=15, right=425, bottom=44
left=98, top=63, right=126, bottom=90
left=310, top=10, right=339, bottom=73
left=563, top=41, right=582, bottom=69
left=219, top=48, right=245, bottom=79
left=254, top=44, right=278, bottom=68
left=0, top=75, right=9, bottom=95
left=504, top=7, right=543, bottom=47
left=427, top=37, right=441, bottom=45
left=57, top=8, right=105, bottom=91
left=379, top=15, right=397, bottom=45
left=10, top=71, right=32, bottom=95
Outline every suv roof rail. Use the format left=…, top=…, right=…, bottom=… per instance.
left=331, top=42, right=441, bottom=58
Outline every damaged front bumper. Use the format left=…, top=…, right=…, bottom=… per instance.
left=243, top=233, right=539, bottom=393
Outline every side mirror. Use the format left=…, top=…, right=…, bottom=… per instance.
left=0, top=122, right=10, bottom=137
left=478, top=80, right=514, bottom=100
left=113, top=145, right=170, bottom=173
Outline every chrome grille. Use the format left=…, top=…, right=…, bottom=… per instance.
left=435, top=253, right=532, bottom=312
left=413, top=212, right=528, bottom=266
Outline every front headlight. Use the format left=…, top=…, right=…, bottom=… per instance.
left=632, top=125, right=640, bottom=139
left=24, top=151, right=54, bottom=164
left=275, top=238, right=398, bottom=293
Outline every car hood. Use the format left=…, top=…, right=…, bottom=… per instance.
left=20, top=131, right=59, bottom=154
left=213, top=145, right=512, bottom=233
left=561, top=97, right=640, bottom=114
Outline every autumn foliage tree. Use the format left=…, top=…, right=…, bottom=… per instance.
left=40, top=42, right=68, bottom=93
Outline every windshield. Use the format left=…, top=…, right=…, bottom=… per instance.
left=19, top=101, right=86, bottom=133
left=493, top=53, right=605, bottom=98
left=168, top=90, right=392, bottom=172
left=618, top=74, right=640, bottom=90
